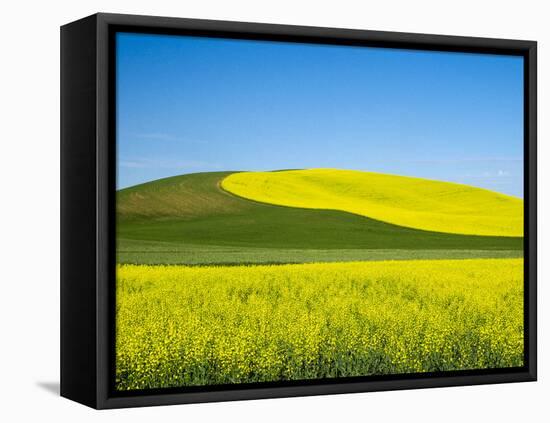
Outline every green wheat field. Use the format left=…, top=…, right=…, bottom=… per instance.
left=115, top=169, right=524, bottom=390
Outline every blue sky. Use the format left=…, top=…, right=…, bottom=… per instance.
left=116, top=33, right=524, bottom=197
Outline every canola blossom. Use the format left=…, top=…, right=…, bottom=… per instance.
left=221, top=169, right=523, bottom=237
left=116, top=258, right=524, bottom=390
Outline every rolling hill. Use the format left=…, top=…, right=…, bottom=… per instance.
left=117, top=171, right=522, bottom=265
left=222, top=169, right=523, bottom=237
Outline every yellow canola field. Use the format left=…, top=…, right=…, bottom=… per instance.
left=221, top=169, right=523, bottom=236
left=116, top=258, right=524, bottom=390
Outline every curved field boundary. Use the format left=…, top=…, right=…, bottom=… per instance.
left=116, top=172, right=522, bottom=266
left=221, top=169, right=523, bottom=237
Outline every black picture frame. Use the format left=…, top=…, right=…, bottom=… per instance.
left=60, top=12, right=537, bottom=409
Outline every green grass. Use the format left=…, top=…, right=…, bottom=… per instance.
left=117, top=172, right=522, bottom=265
left=118, top=239, right=522, bottom=265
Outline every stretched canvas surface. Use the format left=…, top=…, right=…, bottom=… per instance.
left=114, top=32, right=525, bottom=393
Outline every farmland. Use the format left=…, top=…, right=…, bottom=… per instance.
left=117, top=171, right=522, bottom=265
left=116, top=258, right=524, bottom=390
left=115, top=169, right=524, bottom=390
left=222, top=168, right=523, bottom=237
left=118, top=238, right=522, bottom=265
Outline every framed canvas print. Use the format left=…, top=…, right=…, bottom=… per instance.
left=60, top=13, right=537, bottom=409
